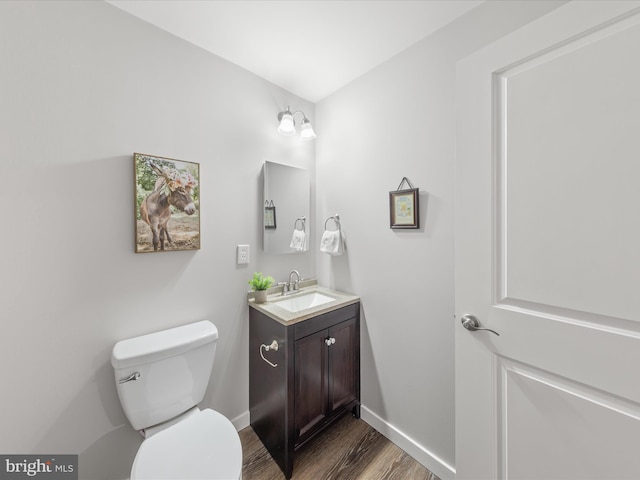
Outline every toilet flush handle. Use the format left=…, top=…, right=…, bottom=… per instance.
left=118, top=372, right=141, bottom=384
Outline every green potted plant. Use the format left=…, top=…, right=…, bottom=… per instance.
left=248, top=272, right=274, bottom=304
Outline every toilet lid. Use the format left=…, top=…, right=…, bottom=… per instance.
left=131, top=409, right=242, bottom=480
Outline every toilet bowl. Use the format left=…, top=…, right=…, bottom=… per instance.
left=111, top=321, right=242, bottom=480
left=131, top=408, right=241, bottom=480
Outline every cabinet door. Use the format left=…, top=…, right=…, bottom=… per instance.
left=328, top=317, right=358, bottom=415
left=294, top=329, right=328, bottom=444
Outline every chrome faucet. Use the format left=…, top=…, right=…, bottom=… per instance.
left=288, top=270, right=300, bottom=291
left=283, top=270, right=300, bottom=295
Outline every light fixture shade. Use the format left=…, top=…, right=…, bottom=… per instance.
left=277, top=110, right=296, bottom=136
left=299, top=118, right=317, bottom=141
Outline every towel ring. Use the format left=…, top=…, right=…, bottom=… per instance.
left=294, top=216, right=306, bottom=232
left=324, top=214, right=341, bottom=231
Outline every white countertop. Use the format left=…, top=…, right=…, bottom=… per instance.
left=247, top=281, right=359, bottom=325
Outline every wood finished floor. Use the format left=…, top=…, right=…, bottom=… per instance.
left=240, top=414, right=440, bottom=480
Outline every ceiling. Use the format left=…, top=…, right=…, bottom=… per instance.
left=106, top=0, right=483, bottom=103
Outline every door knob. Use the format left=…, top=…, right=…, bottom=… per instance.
left=461, top=314, right=500, bottom=336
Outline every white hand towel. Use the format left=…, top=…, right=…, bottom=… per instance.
left=320, top=229, right=346, bottom=255
left=290, top=229, right=308, bottom=251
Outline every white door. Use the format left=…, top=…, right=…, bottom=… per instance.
left=455, top=2, right=640, bottom=479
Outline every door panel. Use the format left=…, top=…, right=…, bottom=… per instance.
left=499, top=358, right=640, bottom=479
left=328, top=318, right=357, bottom=413
left=456, top=2, right=640, bottom=478
left=294, top=329, right=327, bottom=444
left=498, top=14, right=640, bottom=322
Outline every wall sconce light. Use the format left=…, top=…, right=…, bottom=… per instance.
left=277, top=106, right=317, bottom=140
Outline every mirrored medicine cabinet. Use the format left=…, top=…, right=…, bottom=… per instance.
left=263, top=161, right=310, bottom=255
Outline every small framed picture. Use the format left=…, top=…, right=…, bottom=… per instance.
left=390, top=187, right=419, bottom=229
left=264, top=201, right=277, bottom=229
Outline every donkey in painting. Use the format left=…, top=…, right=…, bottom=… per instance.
left=140, top=162, right=197, bottom=251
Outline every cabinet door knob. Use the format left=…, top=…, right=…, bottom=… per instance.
left=325, top=337, right=336, bottom=346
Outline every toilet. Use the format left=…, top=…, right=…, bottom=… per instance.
left=111, top=320, right=242, bottom=480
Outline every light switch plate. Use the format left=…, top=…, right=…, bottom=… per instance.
left=237, top=245, right=250, bottom=264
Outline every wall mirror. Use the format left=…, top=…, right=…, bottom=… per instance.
left=263, top=161, right=310, bottom=254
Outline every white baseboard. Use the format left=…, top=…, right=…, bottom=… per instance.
left=231, top=410, right=250, bottom=432
left=360, top=406, right=455, bottom=480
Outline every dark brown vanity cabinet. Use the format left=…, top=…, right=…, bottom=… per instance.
left=249, top=302, right=360, bottom=479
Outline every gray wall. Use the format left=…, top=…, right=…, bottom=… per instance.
left=0, top=1, right=570, bottom=479
left=0, top=2, right=313, bottom=479
left=315, top=1, right=566, bottom=476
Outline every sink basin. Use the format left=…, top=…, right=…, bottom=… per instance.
left=273, top=291, right=336, bottom=313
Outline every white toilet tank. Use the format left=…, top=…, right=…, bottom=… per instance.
left=111, top=320, right=218, bottom=431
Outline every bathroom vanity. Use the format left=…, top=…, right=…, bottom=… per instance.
left=248, top=285, right=360, bottom=479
